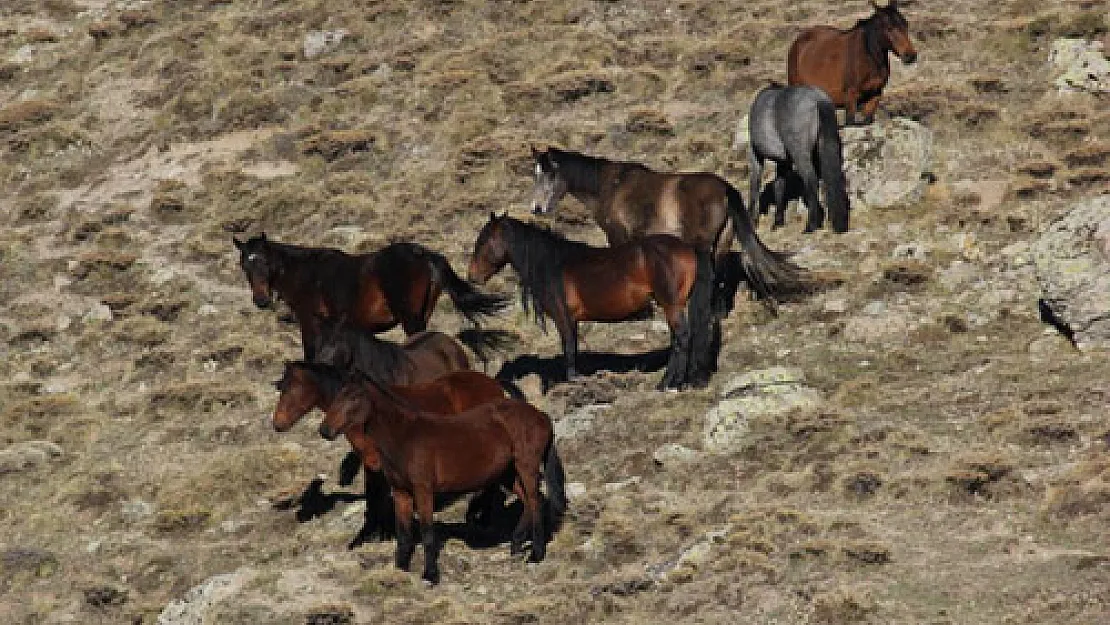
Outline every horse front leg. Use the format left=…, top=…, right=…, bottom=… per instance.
left=415, top=488, right=440, bottom=585
left=509, top=478, right=530, bottom=556
left=555, top=314, right=579, bottom=382
left=518, top=464, right=546, bottom=563
left=844, top=88, right=861, bottom=126
left=859, top=93, right=881, bottom=125
left=392, top=491, right=416, bottom=572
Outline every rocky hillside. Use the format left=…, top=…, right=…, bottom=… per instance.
left=1, top=1, right=1108, bottom=623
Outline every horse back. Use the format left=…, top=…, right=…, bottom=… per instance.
left=392, top=370, right=505, bottom=414
left=397, top=331, right=471, bottom=382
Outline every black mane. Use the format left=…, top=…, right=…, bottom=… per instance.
left=498, top=217, right=591, bottom=328
left=546, top=148, right=606, bottom=195
left=314, top=319, right=408, bottom=384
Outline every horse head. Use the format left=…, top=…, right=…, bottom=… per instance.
left=233, top=233, right=278, bottom=309
left=272, top=361, right=334, bottom=432
left=530, top=146, right=568, bottom=215
left=468, top=212, right=512, bottom=284
left=318, top=374, right=368, bottom=441
left=871, top=0, right=917, bottom=64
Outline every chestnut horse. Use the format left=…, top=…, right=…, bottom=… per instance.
left=272, top=361, right=510, bottom=546
left=318, top=374, right=567, bottom=584
left=233, top=233, right=508, bottom=360
left=787, top=0, right=918, bottom=126
left=468, top=214, right=720, bottom=389
left=529, top=146, right=807, bottom=308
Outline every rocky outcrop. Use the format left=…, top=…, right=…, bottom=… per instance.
left=703, top=367, right=822, bottom=453
left=841, top=117, right=934, bottom=210
left=1031, top=196, right=1110, bottom=350
left=1050, top=38, right=1110, bottom=95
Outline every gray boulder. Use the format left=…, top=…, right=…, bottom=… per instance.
left=841, top=117, right=933, bottom=210
left=1050, top=38, right=1110, bottom=95
left=703, top=367, right=822, bottom=453
left=1031, top=196, right=1110, bottom=350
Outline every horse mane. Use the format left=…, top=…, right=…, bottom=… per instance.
left=857, top=8, right=895, bottom=68
left=499, top=217, right=589, bottom=328
left=316, top=320, right=407, bottom=384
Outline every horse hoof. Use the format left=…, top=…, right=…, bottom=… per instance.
left=510, top=541, right=527, bottom=556
left=421, top=571, right=440, bottom=586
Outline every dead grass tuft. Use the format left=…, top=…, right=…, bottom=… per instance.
left=0, top=100, right=60, bottom=132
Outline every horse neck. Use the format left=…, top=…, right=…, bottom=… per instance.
left=553, top=151, right=604, bottom=199
left=358, top=382, right=415, bottom=451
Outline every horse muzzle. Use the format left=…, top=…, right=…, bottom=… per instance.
left=318, top=422, right=339, bottom=441
left=252, top=294, right=273, bottom=309
left=901, top=51, right=918, bottom=64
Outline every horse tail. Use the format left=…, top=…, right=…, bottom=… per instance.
left=455, top=328, right=517, bottom=365
left=424, top=249, right=510, bottom=325
left=816, top=96, right=850, bottom=233
left=684, top=247, right=721, bottom=387
left=725, top=184, right=808, bottom=313
left=543, top=436, right=568, bottom=525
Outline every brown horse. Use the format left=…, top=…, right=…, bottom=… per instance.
left=529, top=146, right=807, bottom=307
left=787, top=0, right=918, bottom=126
left=272, top=361, right=510, bottom=546
left=233, top=233, right=508, bottom=360
left=318, top=374, right=567, bottom=584
left=468, top=214, right=720, bottom=389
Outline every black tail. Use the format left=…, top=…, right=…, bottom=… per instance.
left=725, top=184, right=809, bottom=313
left=455, top=328, right=518, bottom=365
left=684, top=248, right=721, bottom=387
left=816, top=98, right=850, bottom=233
left=543, top=437, right=568, bottom=527
left=425, top=250, right=510, bottom=326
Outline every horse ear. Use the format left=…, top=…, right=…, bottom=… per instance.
left=489, top=211, right=496, bottom=222
left=233, top=236, right=244, bottom=250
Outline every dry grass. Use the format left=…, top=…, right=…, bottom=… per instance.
left=0, top=0, right=1108, bottom=623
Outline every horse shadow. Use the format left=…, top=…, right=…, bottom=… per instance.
left=495, top=347, right=671, bottom=393
left=285, top=478, right=558, bottom=553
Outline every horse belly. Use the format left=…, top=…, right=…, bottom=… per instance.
left=565, top=264, right=651, bottom=322
left=429, top=430, right=513, bottom=493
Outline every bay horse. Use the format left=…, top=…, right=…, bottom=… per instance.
left=272, top=361, right=510, bottom=546
left=748, top=84, right=850, bottom=233
left=787, top=0, right=918, bottom=126
left=468, top=214, right=720, bottom=389
left=233, top=233, right=508, bottom=360
left=318, top=373, right=567, bottom=584
left=529, top=146, right=807, bottom=308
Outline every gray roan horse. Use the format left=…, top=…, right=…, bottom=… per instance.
left=529, top=147, right=807, bottom=308
left=748, top=84, right=850, bottom=233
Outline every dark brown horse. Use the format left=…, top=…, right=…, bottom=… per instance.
left=272, top=361, right=510, bottom=546
left=529, top=146, right=807, bottom=306
left=318, top=374, right=566, bottom=584
left=787, top=0, right=917, bottom=126
left=233, top=233, right=508, bottom=360
left=468, top=214, right=720, bottom=389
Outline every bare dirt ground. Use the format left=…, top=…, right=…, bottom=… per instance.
left=1, top=1, right=1108, bottom=623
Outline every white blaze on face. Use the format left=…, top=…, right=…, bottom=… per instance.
left=535, top=163, right=543, bottom=177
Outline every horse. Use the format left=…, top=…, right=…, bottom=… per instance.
left=787, top=0, right=918, bottom=126
left=748, top=84, right=850, bottom=233
left=529, top=146, right=807, bottom=307
left=271, top=361, right=510, bottom=546
left=317, top=373, right=567, bottom=584
left=468, top=213, right=720, bottom=389
left=233, top=233, right=508, bottom=360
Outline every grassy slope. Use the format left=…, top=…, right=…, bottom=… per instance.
left=1, top=0, right=1108, bottom=623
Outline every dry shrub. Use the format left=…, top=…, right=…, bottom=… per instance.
left=1010, top=176, right=1052, bottom=199
left=69, top=250, right=138, bottom=279
left=1017, top=160, right=1057, bottom=179
left=503, top=71, right=616, bottom=108
left=945, top=454, right=1020, bottom=499
left=625, top=108, right=674, bottom=136
left=1044, top=459, right=1110, bottom=518
left=1063, top=143, right=1110, bottom=169
left=298, top=129, right=379, bottom=161
left=87, top=21, right=119, bottom=42
left=147, top=382, right=256, bottom=418
left=810, top=589, right=875, bottom=624
left=0, top=100, right=59, bottom=132
left=1065, top=168, right=1110, bottom=189
left=23, top=28, right=60, bottom=44
left=112, top=316, right=171, bottom=348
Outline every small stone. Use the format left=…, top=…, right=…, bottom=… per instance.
left=83, top=303, right=113, bottom=323
left=653, top=443, right=697, bottom=467
left=565, top=482, right=587, bottom=500
left=303, top=30, right=348, bottom=59
left=198, top=304, right=218, bottom=316
left=823, top=299, right=848, bottom=314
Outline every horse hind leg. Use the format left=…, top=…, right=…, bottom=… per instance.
left=658, top=306, right=691, bottom=390
left=392, top=491, right=417, bottom=572
left=771, top=169, right=789, bottom=229
left=794, top=159, right=824, bottom=233
left=859, top=93, right=881, bottom=125
left=415, top=488, right=440, bottom=584
left=747, top=150, right=764, bottom=227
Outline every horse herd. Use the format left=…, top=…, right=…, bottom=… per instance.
left=231, top=2, right=918, bottom=584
